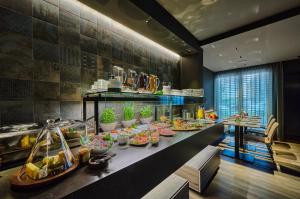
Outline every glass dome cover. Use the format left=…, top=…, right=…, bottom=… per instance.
left=11, top=119, right=78, bottom=188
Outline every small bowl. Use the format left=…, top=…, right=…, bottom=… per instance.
left=100, top=122, right=117, bottom=132
left=140, top=117, right=153, bottom=124
left=121, top=119, right=136, bottom=128
left=88, top=155, right=109, bottom=170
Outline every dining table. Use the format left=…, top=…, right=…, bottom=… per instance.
left=223, top=116, right=261, bottom=159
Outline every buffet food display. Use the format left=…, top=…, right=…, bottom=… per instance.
left=0, top=78, right=216, bottom=193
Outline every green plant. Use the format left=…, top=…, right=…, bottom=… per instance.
left=100, top=108, right=116, bottom=123
left=123, top=103, right=135, bottom=121
left=140, top=106, right=152, bottom=118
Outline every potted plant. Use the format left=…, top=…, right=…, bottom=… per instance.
left=100, top=108, right=117, bottom=132
left=121, top=103, right=136, bottom=128
left=140, top=106, right=153, bottom=124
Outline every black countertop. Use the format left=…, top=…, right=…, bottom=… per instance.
left=0, top=123, right=224, bottom=199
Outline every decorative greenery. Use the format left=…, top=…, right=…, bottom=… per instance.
left=100, top=108, right=116, bottom=123
left=140, top=106, right=152, bottom=118
left=123, top=103, right=135, bottom=121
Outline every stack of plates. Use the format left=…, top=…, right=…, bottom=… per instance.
left=182, top=89, right=193, bottom=96
left=192, top=89, right=204, bottom=97
left=170, top=89, right=182, bottom=96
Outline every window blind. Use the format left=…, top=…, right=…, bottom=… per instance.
left=215, top=66, right=273, bottom=126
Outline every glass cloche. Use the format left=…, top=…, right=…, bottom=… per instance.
left=11, top=119, right=78, bottom=188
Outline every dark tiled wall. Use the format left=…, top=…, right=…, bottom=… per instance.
left=0, top=0, right=180, bottom=125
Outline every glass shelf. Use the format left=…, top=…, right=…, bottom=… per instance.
left=83, top=91, right=205, bottom=133
left=83, top=91, right=204, bottom=104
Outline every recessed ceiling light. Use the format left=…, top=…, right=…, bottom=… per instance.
left=253, top=37, right=259, bottom=42
left=145, top=17, right=151, bottom=23
left=201, top=0, right=217, bottom=6
left=219, top=53, right=223, bottom=57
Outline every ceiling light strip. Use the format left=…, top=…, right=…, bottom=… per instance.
left=76, top=0, right=180, bottom=59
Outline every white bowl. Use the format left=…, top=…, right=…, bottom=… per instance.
left=121, top=119, right=136, bottom=128
left=140, top=117, right=153, bottom=124
left=100, top=122, right=117, bottom=132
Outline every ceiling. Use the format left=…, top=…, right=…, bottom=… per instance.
left=79, top=0, right=300, bottom=71
left=79, top=0, right=197, bottom=55
left=157, top=0, right=300, bottom=41
left=202, top=15, right=300, bottom=71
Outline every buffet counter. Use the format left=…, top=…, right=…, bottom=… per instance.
left=0, top=123, right=224, bottom=199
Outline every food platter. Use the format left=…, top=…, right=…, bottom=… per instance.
left=129, top=132, right=149, bottom=146
left=158, top=128, right=176, bottom=136
left=151, top=122, right=172, bottom=129
left=11, top=159, right=79, bottom=189
left=129, top=139, right=149, bottom=146
left=171, top=127, right=200, bottom=131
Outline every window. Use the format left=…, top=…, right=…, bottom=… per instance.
left=215, top=66, right=273, bottom=126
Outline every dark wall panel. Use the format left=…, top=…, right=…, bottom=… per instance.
left=0, top=0, right=180, bottom=125
left=283, top=59, right=300, bottom=140
left=203, top=67, right=214, bottom=109
left=180, top=50, right=203, bottom=89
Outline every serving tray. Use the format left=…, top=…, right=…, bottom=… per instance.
left=11, top=159, right=79, bottom=189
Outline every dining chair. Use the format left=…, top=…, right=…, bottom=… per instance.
left=245, top=118, right=276, bottom=142
left=247, top=115, right=274, bottom=135
left=264, top=122, right=279, bottom=145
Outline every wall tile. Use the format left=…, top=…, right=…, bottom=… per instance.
left=101, top=57, right=111, bottom=78
left=34, top=81, right=60, bottom=100
left=44, top=0, right=58, bottom=6
left=0, top=78, right=34, bottom=100
left=60, top=64, right=81, bottom=83
left=123, top=52, right=133, bottom=65
left=0, top=32, right=32, bottom=59
left=58, top=27, right=80, bottom=47
left=81, top=68, right=97, bottom=86
left=96, top=55, right=104, bottom=78
left=80, top=6, right=97, bottom=23
left=33, top=39, right=59, bottom=62
left=59, top=9, right=80, bottom=30
left=97, top=41, right=112, bottom=58
left=59, top=0, right=80, bottom=16
left=33, top=18, right=58, bottom=43
left=0, top=0, right=32, bottom=16
left=0, top=7, right=32, bottom=37
left=80, top=18, right=97, bottom=39
left=59, top=45, right=81, bottom=66
left=0, top=54, right=33, bottom=80
left=60, top=101, right=81, bottom=120
left=81, top=51, right=97, bottom=69
left=60, top=82, right=81, bottom=101
left=0, top=100, right=34, bottom=125
left=33, top=60, right=60, bottom=82
left=80, top=35, right=97, bottom=54
left=33, top=100, right=60, bottom=122
left=33, top=0, right=58, bottom=25
left=112, top=33, right=123, bottom=61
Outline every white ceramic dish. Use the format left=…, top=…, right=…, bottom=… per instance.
left=121, top=119, right=136, bottom=128
left=100, top=122, right=117, bottom=132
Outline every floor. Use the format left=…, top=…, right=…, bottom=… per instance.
left=219, top=134, right=275, bottom=171
left=189, top=156, right=300, bottom=199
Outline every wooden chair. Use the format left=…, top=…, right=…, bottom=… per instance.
left=246, top=115, right=274, bottom=136
left=264, top=122, right=279, bottom=145
left=245, top=118, right=276, bottom=142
